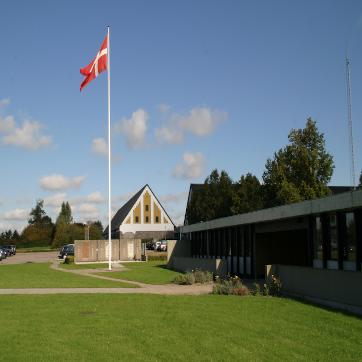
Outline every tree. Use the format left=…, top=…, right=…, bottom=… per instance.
left=357, top=171, right=362, bottom=190
left=57, top=201, right=73, bottom=225
left=28, top=199, right=46, bottom=225
left=231, top=173, right=264, bottom=215
left=186, top=169, right=234, bottom=224
left=262, top=118, right=334, bottom=207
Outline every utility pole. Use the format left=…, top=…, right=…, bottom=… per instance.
left=346, top=41, right=356, bottom=190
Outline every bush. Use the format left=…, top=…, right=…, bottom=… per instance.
left=148, top=255, right=167, bottom=261
left=172, top=273, right=185, bottom=284
left=271, top=275, right=282, bottom=296
left=213, top=276, right=244, bottom=295
left=64, top=255, right=74, bottom=264
left=185, top=271, right=196, bottom=285
left=194, top=270, right=207, bottom=284
left=232, top=286, right=249, bottom=296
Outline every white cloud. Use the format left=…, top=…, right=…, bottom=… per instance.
left=38, top=174, right=88, bottom=191
left=158, top=192, right=188, bottom=204
left=3, top=208, right=30, bottom=221
left=119, top=191, right=135, bottom=202
left=91, top=137, right=123, bottom=162
left=43, top=193, right=67, bottom=207
left=0, top=221, right=25, bottom=233
left=114, top=109, right=149, bottom=149
left=155, top=107, right=228, bottom=145
left=173, top=151, right=207, bottom=180
left=84, top=191, right=107, bottom=203
left=68, top=196, right=83, bottom=206
left=16, top=194, right=31, bottom=204
left=0, top=100, right=53, bottom=151
left=77, top=203, right=99, bottom=214
left=157, top=103, right=171, bottom=114
left=169, top=211, right=185, bottom=225
left=91, top=138, right=108, bottom=156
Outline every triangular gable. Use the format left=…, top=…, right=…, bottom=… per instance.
left=121, top=185, right=174, bottom=227
left=104, top=184, right=174, bottom=235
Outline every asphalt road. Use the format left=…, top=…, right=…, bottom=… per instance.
left=0, top=251, right=61, bottom=265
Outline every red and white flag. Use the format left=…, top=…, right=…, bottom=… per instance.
left=80, top=35, right=108, bottom=91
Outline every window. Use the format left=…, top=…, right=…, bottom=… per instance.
left=145, top=205, right=149, bottom=211
left=146, top=216, right=149, bottom=223
left=156, top=216, right=159, bottom=223
left=135, top=216, right=139, bottom=223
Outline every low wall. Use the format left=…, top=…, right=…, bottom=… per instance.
left=171, top=256, right=227, bottom=277
left=74, top=239, right=142, bottom=262
left=167, top=239, right=192, bottom=269
left=266, top=264, right=362, bottom=315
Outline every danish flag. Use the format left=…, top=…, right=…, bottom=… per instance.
left=80, top=35, right=108, bottom=91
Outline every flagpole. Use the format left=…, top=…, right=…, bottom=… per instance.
left=108, top=25, right=112, bottom=271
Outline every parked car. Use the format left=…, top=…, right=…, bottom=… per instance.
left=146, top=241, right=153, bottom=250
left=158, top=240, right=167, bottom=252
left=0, top=249, right=3, bottom=261
left=0, top=248, right=7, bottom=258
left=60, top=245, right=74, bottom=259
left=154, top=241, right=161, bottom=251
left=2, top=245, right=14, bottom=256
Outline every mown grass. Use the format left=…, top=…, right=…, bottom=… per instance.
left=0, top=293, right=361, bottom=361
left=92, top=261, right=181, bottom=284
left=58, top=262, right=111, bottom=270
left=0, top=263, right=139, bottom=288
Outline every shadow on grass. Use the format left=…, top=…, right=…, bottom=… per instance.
left=286, top=295, right=362, bottom=319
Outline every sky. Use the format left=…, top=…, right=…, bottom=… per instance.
left=1, top=0, right=362, bottom=233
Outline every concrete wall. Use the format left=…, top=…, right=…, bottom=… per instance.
left=74, top=239, right=141, bottom=262
left=266, top=264, right=362, bottom=315
left=167, top=239, right=192, bottom=269
left=171, top=256, right=227, bottom=277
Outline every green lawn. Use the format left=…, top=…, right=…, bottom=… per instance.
left=92, top=261, right=182, bottom=284
left=0, top=263, right=140, bottom=288
left=58, top=262, right=111, bottom=270
left=0, top=293, right=361, bottom=361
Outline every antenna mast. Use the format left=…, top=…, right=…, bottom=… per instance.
left=346, top=41, right=356, bottom=190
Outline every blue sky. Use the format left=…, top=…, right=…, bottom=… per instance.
left=1, top=0, right=362, bottom=233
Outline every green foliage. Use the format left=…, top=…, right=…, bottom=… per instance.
left=64, top=255, right=74, bottom=264
left=212, top=274, right=244, bottom=295
left=148, top=254, right=167, bottom=261
left=28, top=199, right=46, bottom=225
left=52, top=222, right=82, bottom=248
left=357, top=170, right=362, bottom=189
left=231, top=173, right=264, bottom=215
left=186, top=169, right=234, bottom=224
left=57, top=201, right=73, bottom=225
left=271, top=274, right=282, bottom=297
left=263, top=118, right=334, bottom=207
left=251, top=283, right=261, bottom=296
left=173, top=269, right=213, bottom=285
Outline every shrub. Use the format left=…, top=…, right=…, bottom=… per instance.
left=64, top=255, right=74, bottom=264
left=251, top=283, right=261, bottom=297
left=172, top=273, right=186, bottom=284
left=148, top=255, right=167, bottom=261
left=212, top=276, right=244, bottom=295
left=205, top=271, right=213, bottom=282
left=194, top=270, right=207, bottom=284
left=232, top=286, right=249, bottom=296
left=185, top=271, right=195, bottom=285
left=271, top=275, right=282, bottom=297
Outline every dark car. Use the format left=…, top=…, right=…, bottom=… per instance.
left=60, top=245, right=74, bottom=259
left=0, top=248, right=7, bottom=258
left=2, top=245, right=14, bottom=256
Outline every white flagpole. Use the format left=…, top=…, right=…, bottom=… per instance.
left=108, top=26, right=112, bottom=271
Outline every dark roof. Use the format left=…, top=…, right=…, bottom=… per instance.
left=103, top=185, right=146, bottom=234
left=329, top=186, right=353, bottom=194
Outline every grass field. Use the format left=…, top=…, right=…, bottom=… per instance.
left=93, top=261, right=180, bottom=284
left=0, top=263, right=139, bottom=289
left=0, top=293, right=361, bottom=361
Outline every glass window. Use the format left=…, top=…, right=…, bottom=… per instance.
left=146, top=216, right=149, bottom=223
left=145, top=205, right=149, bottom=211
left=135, top=216, right=139, bottom=223
left=328, top=213, right=338, bottom=261
left=346, top=213, right=355, bottom=262
left=313, top=217, right=323, bottom=260
left=156, top=216, right=159, bottom=223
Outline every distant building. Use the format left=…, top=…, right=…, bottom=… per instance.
left=103, top=184, right=175, bottom=240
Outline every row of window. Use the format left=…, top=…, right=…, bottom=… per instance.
left=135, top=216, right=159, bottom=223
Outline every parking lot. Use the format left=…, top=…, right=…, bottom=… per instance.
left=0, top=251, right=60, bottom=265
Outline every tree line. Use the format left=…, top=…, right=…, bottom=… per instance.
left=186, top=118, right=362, bottom=225
left=1, top=200, right=104, bottom=248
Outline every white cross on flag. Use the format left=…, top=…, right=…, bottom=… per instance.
left=80, top=35, right=108, bottom=91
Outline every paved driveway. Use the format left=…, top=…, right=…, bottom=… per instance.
left=0, top=251, right=61, bottom=265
